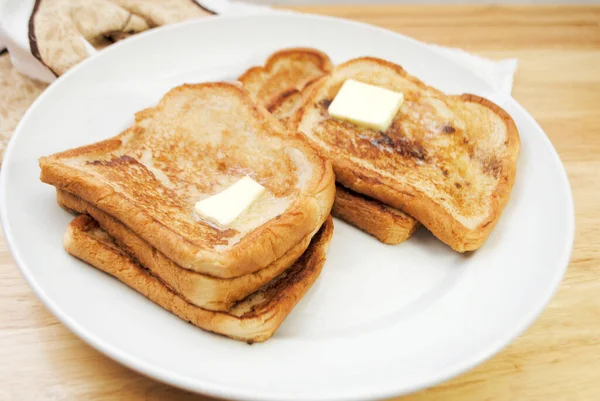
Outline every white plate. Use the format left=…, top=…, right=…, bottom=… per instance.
left=0, top=13, right=574, bottom=401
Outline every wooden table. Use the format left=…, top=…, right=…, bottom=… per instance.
left=1, top=5, right=599, bottom=400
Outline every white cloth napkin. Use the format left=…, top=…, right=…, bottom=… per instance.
left=0, top=0, right=517, bottom=92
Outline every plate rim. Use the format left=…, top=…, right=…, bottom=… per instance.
left=0, top=12, right=575, bottom=401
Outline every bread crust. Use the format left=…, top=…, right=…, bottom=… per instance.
left=63, top=215, right=334, bottom=343
left=40, top=83, right=335, bottom=277
left=293, top=57, right=520, bottom=252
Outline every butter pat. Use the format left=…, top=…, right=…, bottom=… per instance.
left=194, top=176, right=265, bottom=227
left=328, top=79, right=404, bottom=131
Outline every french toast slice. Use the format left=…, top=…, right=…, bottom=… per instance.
left=239, top=49, right=419, bottom=244
left=293, top=57, right=520, bottom=252
left=239, top=47, right=333, bottom=112
left=63, top=214, right=334, bottom=343
left=58, top=190, right=316, bottom=312
left=332, top=185, right=418, bottom=244
left=40, top=83, right=335, bottom=278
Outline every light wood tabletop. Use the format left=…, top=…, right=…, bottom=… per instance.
left=1, top=5, right=599, bottom=401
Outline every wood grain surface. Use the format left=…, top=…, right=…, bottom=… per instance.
left=1, top=5, right=599, bottom=401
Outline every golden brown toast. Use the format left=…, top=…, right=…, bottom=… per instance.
left=239, top=49, right=418, bottom=245
left=293, top=57, right=520, bottom=252
left=239, top=47, right=333, bottom=112
left=40, top=83, right=335, bottom=278
left=63, top=214, right=334, bottom=343
left=332, top=185, right=418, bottom=244
left=57, top=190, right=315, bottom=312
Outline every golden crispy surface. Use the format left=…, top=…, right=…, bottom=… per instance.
left=63, top=214, right=333, bottom=343
left=240, top=49, right=419, bottom=245
left=40, top=83, right=335, bottom=277
left=57, top=190, right=316, bottom=312
left=294, top=57, right=520, bottom=251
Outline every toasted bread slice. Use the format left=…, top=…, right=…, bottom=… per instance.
left=239, top=47, right=333, bottom=111
left=332, top=185, right=418, bottom=244
left=239, top=49, right=418, bottom=245
left=40, top=83, right=335, bottom=278
left=63, top=214, right=333, bottom=343
left=293, top=57, right=520, bottom=252
left=57, top=190, right=316, bottom=311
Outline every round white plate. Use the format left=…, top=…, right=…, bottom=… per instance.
left=0, top=13, right=574, bottom=401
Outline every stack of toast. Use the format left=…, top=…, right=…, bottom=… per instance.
left=39, top=48, right=519, bottom=343
left=241, top=49, right=519, bottom=251
left=39, top=83, right=335, bottom=343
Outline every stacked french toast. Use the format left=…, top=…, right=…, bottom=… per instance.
left=40, top=83, right=336, bottom=343
left=39, top=49, right=519, bottom=342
